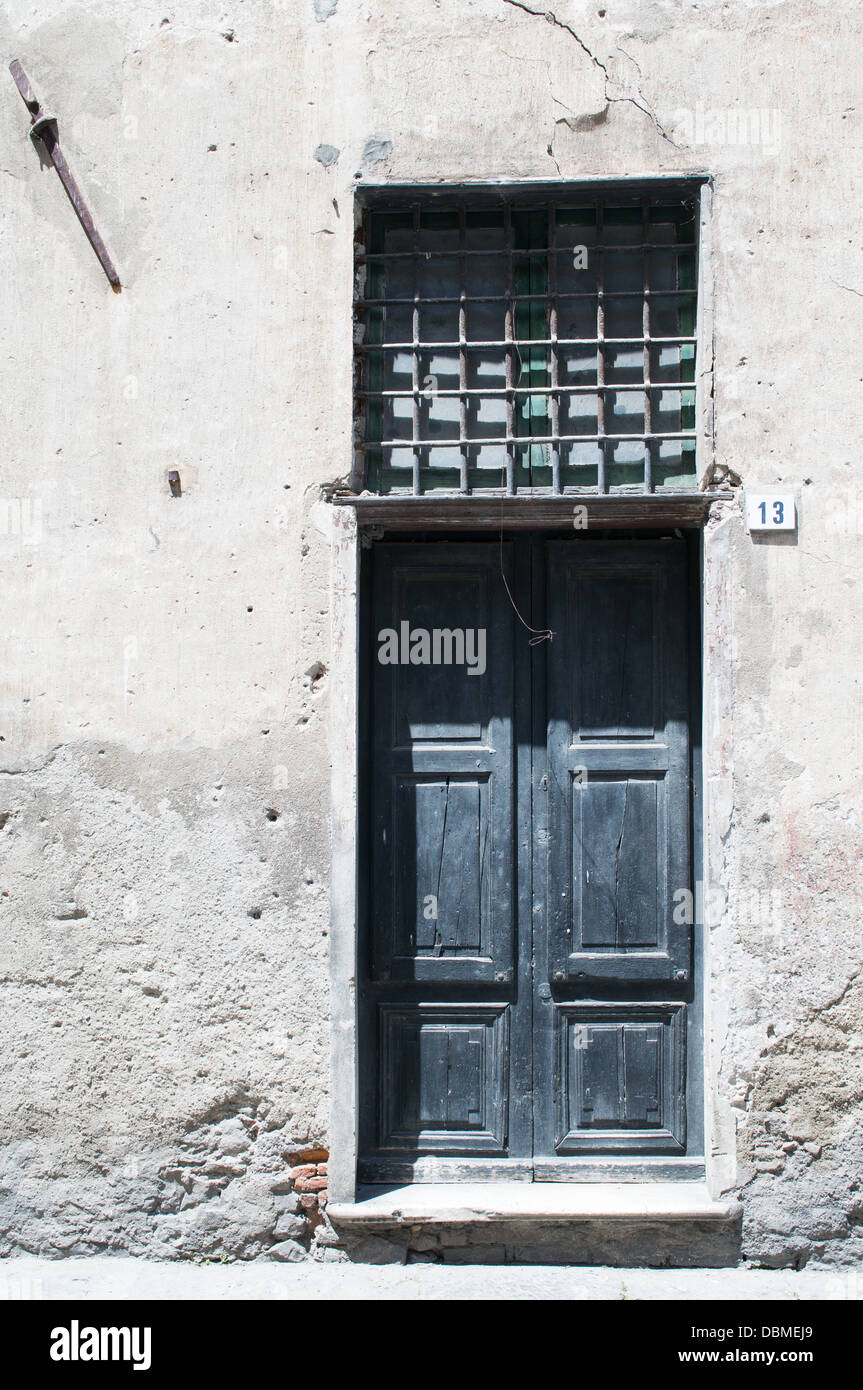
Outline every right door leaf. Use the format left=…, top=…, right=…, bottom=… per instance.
left=545, top=540, right=692, bottom=983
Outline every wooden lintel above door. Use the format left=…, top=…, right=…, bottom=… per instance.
left=337, top=492, right=732, bottom=533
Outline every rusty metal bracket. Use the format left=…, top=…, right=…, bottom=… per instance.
left=9, top=59, right=121, bottom=290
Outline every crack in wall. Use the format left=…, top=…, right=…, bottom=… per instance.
left=502, top=0, right=682, bottom=150
left=800, top=965, right=863, bottom=1026
left=504, top=0, right=611, bottom=77
left=829, top=278, right=863, bottom=298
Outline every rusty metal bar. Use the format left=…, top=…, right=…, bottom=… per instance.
left=357, top=289, right=694, bottom=306
left=9, top=59, right=120, bottom=290
left=358, top=384, right=694, bottom=398
left=643, top=199, right=653, bottom=493
left=548, top=205, right=561, bottom=494
left=458, top=205, right=468, bottom=494
left=411, top=204, right=421, bottom=495
left=356, top=242, right=696, bottom=261
left=359, top=431, right=694, bottom=449
left=356, top=334, right=697, bottom=352
left=595, top=202, right=607, bottom=493
left=503, top=203, right=515, bottom=496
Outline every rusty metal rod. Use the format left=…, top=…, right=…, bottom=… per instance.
left=9, top=59, right=121, bottom=290
left=359, top=431, right=693, bottom=449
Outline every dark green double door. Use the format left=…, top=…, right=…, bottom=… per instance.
left=359, top=535, right=697, bottom=1183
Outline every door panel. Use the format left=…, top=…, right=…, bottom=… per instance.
left=370, top=546, right=515, bottom=986
left=576, top=572, right=657, bottom=738
left=554, top=1002, right=686, bottom=1154
left=379, top=1003, right=509, bottom=1153
left=394, top=775, right=487, bottom=956
left=576, top=775, right=661, bottom=949
left=545, top=542, right=691, bottom=985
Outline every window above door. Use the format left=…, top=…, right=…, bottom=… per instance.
left=353, top=180, right=707, bottom=498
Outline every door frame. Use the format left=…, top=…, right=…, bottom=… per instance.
left=328, top=501, right=732, bottom=1204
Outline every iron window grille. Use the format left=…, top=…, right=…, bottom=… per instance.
left=353, top=185, right=701, bottom=497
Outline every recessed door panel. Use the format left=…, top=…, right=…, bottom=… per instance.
left=554, top=1003, right=686, bottom=1154
left=576, top=573, right=657, bottom=738
left=379, top=1003, right=509, bottom=1153
left=393, top=774, right=488, bottom=957
left=390, top=568, right=490, bottom=744
left=577, top=775, right=661, bottom=949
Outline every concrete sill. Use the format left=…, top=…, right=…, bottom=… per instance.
left=328, top=1183, right=739, bottom=1227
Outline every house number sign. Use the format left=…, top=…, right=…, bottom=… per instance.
left=745, top=492, right=797, bottom=532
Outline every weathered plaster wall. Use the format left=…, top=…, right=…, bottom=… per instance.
left=0, top=0, right=860, bottom=1265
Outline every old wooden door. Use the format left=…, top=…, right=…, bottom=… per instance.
left=358, top=535, right=697, bottom=1184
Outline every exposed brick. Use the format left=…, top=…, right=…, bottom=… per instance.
left=287, top=1148, right=329, bottom=1167
left=315, top=1163, right=328, bottom=1176
left=298, top=1193, right=319, bottom=1211
left=294, top=1175, right=328, bottom=1193
left=287, top=1163, right=317, bottom=1181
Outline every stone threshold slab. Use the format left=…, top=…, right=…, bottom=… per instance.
left=328, top=1183, right=739, bottom=1226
